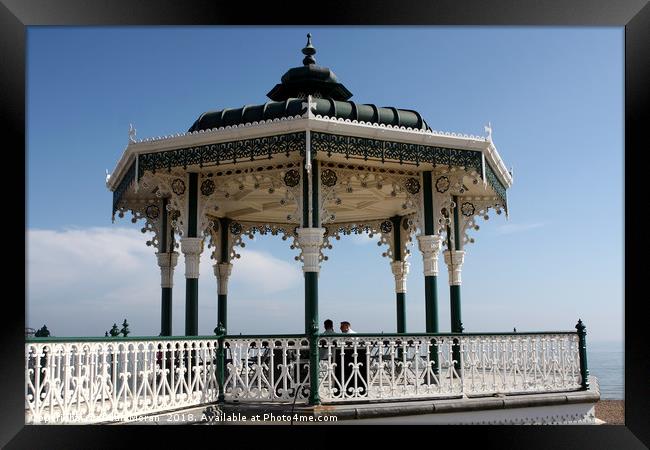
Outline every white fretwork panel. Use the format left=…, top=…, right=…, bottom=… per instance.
left=222, top=337, right=311, bottom=403
left=26, top=339, right=220, bottom=424
left=321, top=216, right=417, bottom=263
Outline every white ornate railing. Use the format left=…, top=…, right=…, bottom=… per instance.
left=25, top=338, right=220, bottom=424
left=222, top=335, right=310, bottom=402
left=458, top=334, right=581, bottom=395
left=25, top=331, right=584, bottom=422
left=317, top=333, right=582, bottom=403
left=317, top=335, right=460, bottom=402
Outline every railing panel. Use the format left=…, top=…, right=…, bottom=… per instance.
left=317, top=336, right=462, bottom=402
left=222, top=336, right=311, bottom=403
left=458, top=334, right=581, bottom=395
left=318, top=333, right=581, bottom=403
left=25, top=338, right=220, bottom=424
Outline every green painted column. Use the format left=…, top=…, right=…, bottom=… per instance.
left=421, top=172, right=439, bottom=333
left=305, top=272, right=318, bottom=334
left=445, top=195, right=465, bottom=372
left=450, top=195, right=463, bottom=334
left=217, top=294, right=227, bottom=330
left=185, top=280, right=198, bottom=335
left=299, top=146, right=324, bottom=406
left=418, top=171, right=442, bottom=375
left=390, top=215, right=407, bottom=333
left=301, top=159, right=320, bottom=335
left=183, top=172, right=200, bottom=336
left=159, top=197, right=174, bottom=336
left=216, top=217, right=232, bottom=331
left=161, top=289, right=172, bottom=335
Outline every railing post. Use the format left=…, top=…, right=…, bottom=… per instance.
left=452, top=322, right=464, bottom=373
left=214, top=323, right=226, bottom=403
left=309, top=320, right=321, bottom=405
left=575, top=319, right=589, bottom=390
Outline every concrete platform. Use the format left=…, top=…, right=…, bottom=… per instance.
left=124, top=381, right=600, bottom=425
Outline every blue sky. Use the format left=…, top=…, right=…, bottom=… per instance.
left=26, top=27, right=623, bottom=344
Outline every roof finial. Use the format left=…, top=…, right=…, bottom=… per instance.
left=302, top=33, right=316, bottom=66
left=484, top=121, right=493, bottom=143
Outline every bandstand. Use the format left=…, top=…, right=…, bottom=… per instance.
left=25, top=35, right=599, bottom=425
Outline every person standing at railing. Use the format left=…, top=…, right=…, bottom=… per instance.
left=323, top=319, right=335, bottom=335
left=340, top=321, right=357, bottom=334
left=320, top=319, right=336, bottom=362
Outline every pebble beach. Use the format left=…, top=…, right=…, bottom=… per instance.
left=594, top=400, right=624, bottom=425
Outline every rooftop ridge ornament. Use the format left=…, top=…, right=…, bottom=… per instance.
left=302, top=33, right=316, bottom=66
left=484, top=122, right=493, bottom=143
left=129, top=123, right=137, bottom=144
left=302, top=94, right=317, bottom=119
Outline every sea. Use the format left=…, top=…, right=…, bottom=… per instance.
left=587, top=342, right=624, bottom=400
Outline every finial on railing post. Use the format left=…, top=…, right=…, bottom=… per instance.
left=214, top=322, right=226, bottom=338
left=575, top=319, right=589, bottom=390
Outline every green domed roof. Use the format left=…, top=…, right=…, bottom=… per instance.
left=188, top=34, right=431, bottom=133
left=188, top=97, right=430, bottom=132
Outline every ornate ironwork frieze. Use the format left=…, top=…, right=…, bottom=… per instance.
left=310, top=131, right=483, bottom=173
left=485, top=162, right=507, bottom=206
left=137, top=132, right=306, bottom=175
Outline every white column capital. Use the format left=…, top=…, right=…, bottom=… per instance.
left=390, top=260, right=409, bottom=294
left=214, top=262, right=233, bottom=295
left=156, top=252, right=179, bottom=288
left=417, top=234, right=443, bottom=277
left=443, top=249, right=465, bottom=286
left=180, top=237, right=203, bottom=279
left=296, top=227, right=326, bottom=273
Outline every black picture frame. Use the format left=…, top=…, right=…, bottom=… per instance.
left=3, top=0, right=647, bottom=448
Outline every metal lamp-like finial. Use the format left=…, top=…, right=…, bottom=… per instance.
left=302, top=33, right=316, bottom=65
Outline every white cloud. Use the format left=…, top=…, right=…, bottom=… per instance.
left=348, top=232, right=380, bottom=246
left=26, top=227, right=301, bottom=336
left=227, top=248, right=301, bottom=294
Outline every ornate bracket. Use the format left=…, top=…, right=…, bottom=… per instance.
left=457, top=197, right=505, bottom=246
left=114, top=198, right=164, bottom=251
left=321, top=215, right=417, bottom=264
left=430, top=167, right=482, bottom=249
left=207, top=220, right=300, bottom=265
left=140, top=169, right=188, bottom=238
